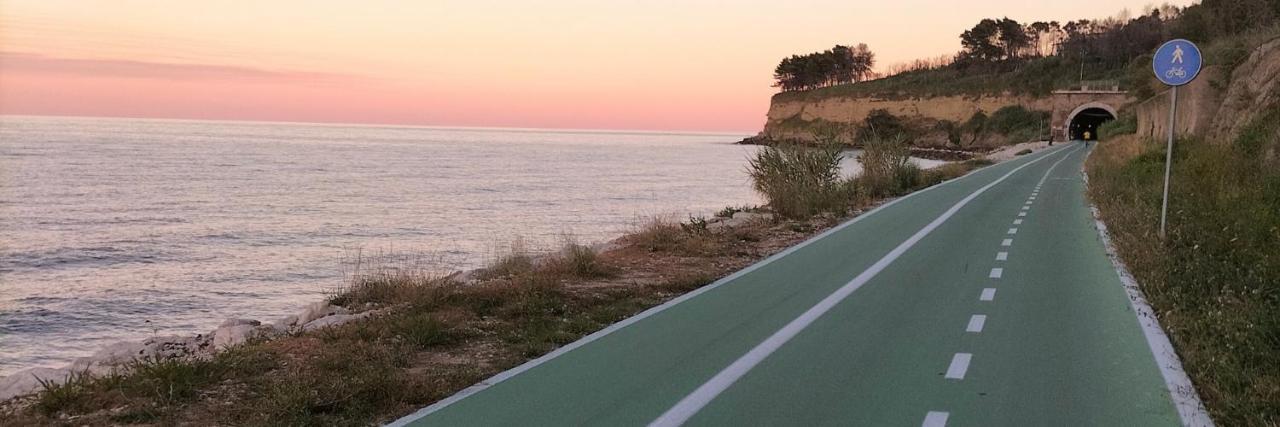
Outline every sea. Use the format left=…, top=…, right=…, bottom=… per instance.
left=0, top=115, right=940, bottom=376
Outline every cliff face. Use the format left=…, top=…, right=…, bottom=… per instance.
left=758, top=93, right=1055, bottom=145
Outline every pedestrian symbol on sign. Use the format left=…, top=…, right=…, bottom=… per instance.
left=1153, top=39, right=1200, bottom=87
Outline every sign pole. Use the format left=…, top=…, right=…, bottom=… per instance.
left=1152, top=38, right=1200, bottom=241
left=1160, top=86, right=1177, bottom=239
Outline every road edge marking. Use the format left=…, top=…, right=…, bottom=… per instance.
left=647, top=146, right=1073, bottom=426
left=384, top=144, right=1072, bottom=426
left=1079, top=146, right=1214, bottom=427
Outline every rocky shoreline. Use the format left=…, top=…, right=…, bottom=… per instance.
left=0, top=301, right=387, bottom=401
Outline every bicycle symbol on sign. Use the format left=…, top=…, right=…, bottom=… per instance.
left=1165, top=67, right=1187, bottom=79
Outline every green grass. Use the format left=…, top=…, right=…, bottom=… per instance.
left=1098, top=112, right=1137, bottom=139
left=1087, top=106, right=1280, bottom=425
left=774, top=55, right=1128, bottom=103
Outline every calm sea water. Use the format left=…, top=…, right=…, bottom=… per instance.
left=0, top=116, right=765, bottom=375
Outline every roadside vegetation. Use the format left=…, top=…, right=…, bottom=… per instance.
left=747, top=134, right=991, bottom=221
left=1087, top=105, right=1280, bottom=425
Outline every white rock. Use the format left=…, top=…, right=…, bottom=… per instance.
left=294, top=301, right=347, bottom=326
left=0, top=367, right=74, bottom=401
left=218, top=318, right=261, bottom=328
left=301, top=312, right=367, bottom=331
left=212, top=324, right=257, bottom=349
left=731, top=212, right=772, bottom=222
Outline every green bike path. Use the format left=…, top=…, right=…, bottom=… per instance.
left=392, top=145, right=1193, bottom=426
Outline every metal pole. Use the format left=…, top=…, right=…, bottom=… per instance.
left=1159, top=86, right=1178, bottom=239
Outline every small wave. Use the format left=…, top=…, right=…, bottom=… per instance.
left=0, top=245, right=180, bottom=270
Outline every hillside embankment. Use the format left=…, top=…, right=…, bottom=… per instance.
left=758, top=93, right=1043, bottom=138
left=1088, top=35, right=1280, bottom=425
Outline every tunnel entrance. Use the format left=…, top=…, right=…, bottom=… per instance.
left=1068, top=107, right=1116, bottom=141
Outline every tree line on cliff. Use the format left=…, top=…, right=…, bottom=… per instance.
left=771, top=44, right=876, bottom=92
left=772, top=0, right=1280, bottom=92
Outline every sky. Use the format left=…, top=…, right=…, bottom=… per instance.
left=0, top=0, right=1195, bottom=132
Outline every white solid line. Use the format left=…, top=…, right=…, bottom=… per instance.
left=1013, top=219, right=1023, bottom=225
left=980, top=288, right=997, bottom=301
left=989, top=268, right=1003, bottom=279
left=1082, top=149, right=1214, bottom=426
left=945, top=353, right=972, bottom=379
left=922, top=411, right=949, bottom=427
left=1008, top=228, right=1018, bottom=234
left=966, top=315, right=987, bottom=332
left=996, top=252, right=1008, bottom=261
left=1001, top=239, right=1013, bottom=246
left=647, top=147, right=1077, bottom=427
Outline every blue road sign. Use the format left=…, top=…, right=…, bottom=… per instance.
left=1153, top=39, right=1201, bottom=86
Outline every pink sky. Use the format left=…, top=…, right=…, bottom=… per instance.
left=0, top=1, right=1194, bottom=132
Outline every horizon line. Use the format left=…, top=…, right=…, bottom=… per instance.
left=0, top=113, right=758, bottom=138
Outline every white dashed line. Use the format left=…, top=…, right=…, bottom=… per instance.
left=980, top=288, right=996, bottom=301
left=1018, top=212, right=1027, bottom=217
left=922, top=411, right=949, bottom=427
left=1001, top=239, right=1013, bottom=247
left=989, top=268, right=1003, bottom=279
left=966, top=315, right=987, bottom=333
left=1021, top=206, right=1030, bottom=211
left=1013, top=219, right=1023, bottom=225
left=996, top=252, right=1008, bottom=261
left=1007, top=228, right=1018, bottom=234
left=945, top=353, right=972, bottom=379
left=642, top=147, right=1084, bottom=427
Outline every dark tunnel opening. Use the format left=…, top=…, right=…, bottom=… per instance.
left=1069, top=108, right=1116, bottom=141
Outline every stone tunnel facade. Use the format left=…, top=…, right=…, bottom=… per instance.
left=1049, top=90, right=1132, bottom=141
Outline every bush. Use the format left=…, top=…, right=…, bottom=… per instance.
left=747, top=140, right=852, bottom=219
left=857, top=109, right=909, bottom=142
left=858, top=135, right=915, bottom=197
left=987, top=105, right=1049, bottom=142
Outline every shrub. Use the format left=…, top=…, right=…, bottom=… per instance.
left=858, top=135, right=914, bottom=197
left=856, top=109, right=909, bottom=142
left=747, top=140, right=851, bottom=219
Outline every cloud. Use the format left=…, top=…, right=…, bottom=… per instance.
left=0, top=51, right=353, bottom=83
